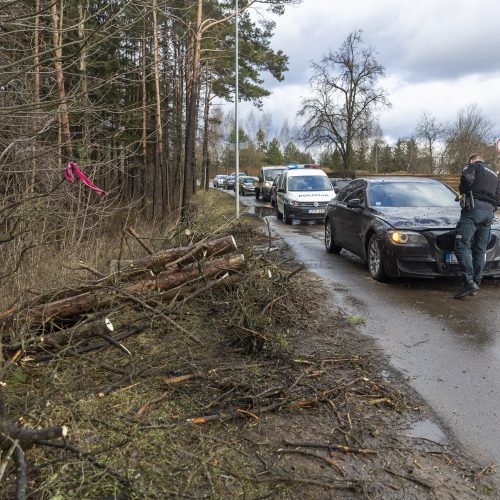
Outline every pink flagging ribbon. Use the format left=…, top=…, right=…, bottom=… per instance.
left=64, top=161, right=106, bottom=196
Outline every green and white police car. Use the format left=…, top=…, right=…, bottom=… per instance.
left=275, top=167, right=336, bottom=224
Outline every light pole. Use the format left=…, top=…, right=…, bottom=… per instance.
left=235, top=0, right=240, bottom=219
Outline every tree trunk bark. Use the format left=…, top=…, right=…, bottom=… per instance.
left=50, top=0, right=73, bottom=162
left=78, top=1, right=89, bottom=147
left=202, top=65, right=212, bottom=191
left=31, top=0, right=41, bottom=193
left=181, top=0, right=203, bottom=219
left=141, top=18, right=148, bottom=212
left=152, top=0, right=163, bottom=218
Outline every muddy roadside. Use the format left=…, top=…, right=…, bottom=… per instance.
left=0, top=190, right=497, bottom=498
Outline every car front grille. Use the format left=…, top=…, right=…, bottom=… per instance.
left=398, top=261, right=438, bottom=273
left=435, top=232, right=455, bottom=251
left=301, top=201, right=328, bottom=208
left=435, top=232, right=497, bottom=251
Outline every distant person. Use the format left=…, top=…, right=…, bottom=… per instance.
left=453, top=154, right=500, bottom=299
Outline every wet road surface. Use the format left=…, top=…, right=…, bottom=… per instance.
left=231, top=190, right=500, bottom=466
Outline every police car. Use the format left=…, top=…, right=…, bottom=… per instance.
left=275, top=166, right=336, bottom=224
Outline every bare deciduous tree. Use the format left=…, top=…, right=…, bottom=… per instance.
left=445, top=104, right=495, bottom=172
left=299, top=30, right=390, bottom=173
left=416, top=112, right=445, bottom=173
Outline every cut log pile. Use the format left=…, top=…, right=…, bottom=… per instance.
left=0, top=234, right=243, bottom=341
left=0, top=233, right=246, bottom=380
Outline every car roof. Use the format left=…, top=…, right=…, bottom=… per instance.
left=287, top=169, right=328, bottom=177
left=361, top=176, right=444, bottom=184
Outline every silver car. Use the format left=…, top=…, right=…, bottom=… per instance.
left=213, top=175, right=227, bottom=188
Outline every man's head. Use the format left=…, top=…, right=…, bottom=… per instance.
left=467, top=153, right=484, bottom=164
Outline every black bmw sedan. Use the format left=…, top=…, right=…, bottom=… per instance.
left=324, top=177, right=500, bottom=281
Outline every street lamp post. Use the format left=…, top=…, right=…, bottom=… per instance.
left=235, top=0, right=240, bottom=219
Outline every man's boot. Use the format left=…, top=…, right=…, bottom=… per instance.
left=454, top=280, right=479, bottom=299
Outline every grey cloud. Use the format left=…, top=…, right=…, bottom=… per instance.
left=268, top=0, right=500, bottom=85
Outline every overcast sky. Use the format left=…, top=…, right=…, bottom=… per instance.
left=238, top=0, right=500, bottom=144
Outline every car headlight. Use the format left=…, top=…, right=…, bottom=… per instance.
left=388, top=230, right=428, bottom=246
left=265, top=181, right=273, bottom=187
left=288, top=200, right=300, bottom=207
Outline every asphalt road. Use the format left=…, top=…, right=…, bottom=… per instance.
left=230, top=188, right=500, bottom=466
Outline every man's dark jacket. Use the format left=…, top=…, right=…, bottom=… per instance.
left=459, top=161, right=500, bottom=210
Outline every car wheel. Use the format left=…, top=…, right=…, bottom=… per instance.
left=367, top=234, right=387, bottom=281
left=325, top=219, right=342, bottom=254
left=283, top=206, right=292, bottom=225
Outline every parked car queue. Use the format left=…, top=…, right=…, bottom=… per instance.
left=213, top=168, right=500, bottom=284
left=269, top=170, right=500, bottom=283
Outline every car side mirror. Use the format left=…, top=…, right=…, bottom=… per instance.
left=277, top=188, right=285, bottom=193
left=347, top=198, right=363, bottom=209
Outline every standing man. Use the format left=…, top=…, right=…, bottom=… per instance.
left=454, top=154, right=500, bottom=299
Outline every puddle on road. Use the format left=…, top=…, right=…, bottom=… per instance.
left=254, top=206, right=275, bottom=218
left=406, top=418, right=447, bottom=445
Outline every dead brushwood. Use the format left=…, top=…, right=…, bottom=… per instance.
left=283, top=440, right=377, bottom=455
left=0, top=417, right=68, bottom=499
left=34, top=325, right=144, bottom=361
left=35, top=440, right=130, bottom=487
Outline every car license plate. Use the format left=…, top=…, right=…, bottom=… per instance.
left=445, top=253, right=458, bottom=264
left=308, top=209, right=325, bottom=214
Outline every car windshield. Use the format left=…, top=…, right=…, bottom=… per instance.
left=288, top=175, right=333, bottom=192
left=368, top=182, right=456, bottom=207
left=242, top=177, right=253, bottom=184
left=264, top=169, right=285, bottom=181
left=332, top=179, right=351, bottom=191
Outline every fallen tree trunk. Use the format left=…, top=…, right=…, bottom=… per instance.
left=3, top=317, right=114, bottom=354
left=110, top=234, right=237, bottom=275
left=1, top=254, right=245, bottom=334
left=126, top=253, right=243, bottom=293
left=2, top=235, right=238, bottom=316
left=36, top=318, right=115, bottom=353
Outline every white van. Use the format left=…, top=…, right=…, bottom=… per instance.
left=256, top=166, right=287, bottom=201
left=275, top=168, right=336, bottom=224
